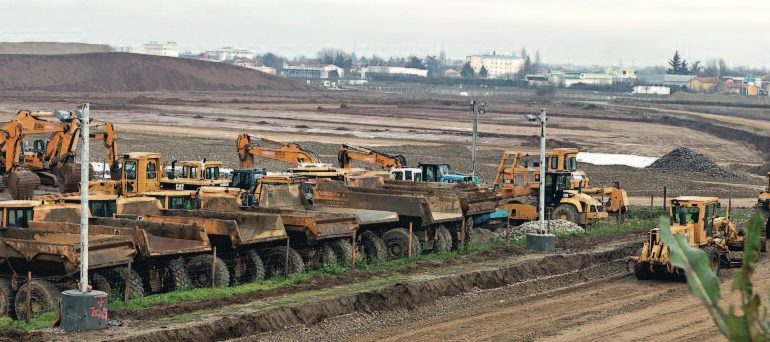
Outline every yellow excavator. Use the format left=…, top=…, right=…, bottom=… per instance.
left=11, top=110, right=118, bottom=192
left=236, top=133, right=321, bottom=168
left=634, top=196, right=744, bottom=279
left=0, top=121, right=40, bottom=199
left=493, top=151, right=608, bottom=226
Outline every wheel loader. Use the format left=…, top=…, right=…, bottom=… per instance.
left=633, top=196, right=744, bottom=280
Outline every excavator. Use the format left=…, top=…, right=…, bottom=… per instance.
left=493, top=151, right=608, bottom=226
left=633, top=196, right=744, bottom=280
left=11, top=109, right=118, bottom=192
left=236, top=133, right=321, bottom=169
left=0, top=121, right=40, bottom=199
left=337, top=143, right=479, bottom=184
left=543, top=148, right=628, bottom=220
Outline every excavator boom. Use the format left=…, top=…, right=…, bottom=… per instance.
left=236, top=133, right=320, bottom=168
left=337, top=143, right=406, bottom=169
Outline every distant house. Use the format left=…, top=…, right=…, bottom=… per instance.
left=361, top=66, right=428, bottom=79
left=558, top=72, right=614, bottom=87
left=465, top=53, right=524, bottom=79
left=663, top=74, right=696, bottom=89
left=688, top=77, right=718, bottom=92
left=525, top=74, right=550, bottom=87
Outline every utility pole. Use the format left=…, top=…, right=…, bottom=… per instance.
left=538, top=108, right=546, bottom=234
left=79, top=103, right=90, bottom=292
left=524, top=108, right=555, bottom=252
left=469, top=100, right=486, bottom=176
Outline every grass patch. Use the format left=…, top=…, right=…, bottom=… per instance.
left=0, top=312, right=57, bottom=331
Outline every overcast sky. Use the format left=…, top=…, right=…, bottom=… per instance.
left=1, top=0, right=769, bottom=67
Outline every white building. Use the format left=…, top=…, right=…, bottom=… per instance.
left=206, top=47, right=255, bottom=62
left=143, top=41, right=179, bottom=57
left=281, top=64, right=345, bottom=79
left=606, top=66, right=637, bottom=81
left=465, top=53, right=524, bottom=79
left=632, top=85, right=671, bottom=95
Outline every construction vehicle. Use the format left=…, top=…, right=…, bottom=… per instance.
left=236, top=133, right=321, bottom=168
left=543, top=148, right=629, bottom=218
left=12, top=109, right=118, bottom=192
left=493, top=151, right=608, bottom=226
left=0, top=121, right=40, bottom=200
left=0, top=200, right=137, bottom=319
left=161, top=160, right=231, bottom=190
left=754, top=172, right=770, bottom=252
left=633, top=196, right=744, bottom=280
left=336, top=143, right=479, bottom=184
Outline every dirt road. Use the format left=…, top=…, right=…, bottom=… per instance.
left=254, top=257, right=769, bottom=342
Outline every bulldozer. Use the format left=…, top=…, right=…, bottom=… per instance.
left=633, top=196, right=744, bottom=280
left=493, top=151, right=608, bottom=226
left=161, top=160, right=231, bottom=190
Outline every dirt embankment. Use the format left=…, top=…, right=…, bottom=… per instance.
left=0, top=53, right=305, bottom=92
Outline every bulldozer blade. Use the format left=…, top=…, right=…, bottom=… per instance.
left=7, top=171, right=40, bottom=200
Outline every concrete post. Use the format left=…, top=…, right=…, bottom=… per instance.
left=80, top=103, right=90, bottom=292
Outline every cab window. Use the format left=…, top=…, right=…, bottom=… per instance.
left=404, top=170, right=412, bottom=181
left=550, top=157, right=559, bottom=170
left=169, top=197, right=197, bottom=210
left=124, top=161, right=137, bottom=180
left=190, top=167, right=198, bottom=179
left=152, top=196, right=167, bottom=208
left=392, top=171, right=403, bottom=181
left=147, top=161, right=157, bottom=180
left=413, top=172, right=422, bottom=182
left=90, top=201, right=117, bottom=217
left=205, top=167, right=220, bottom=180
left=567, top=156, right=577, bottom=172
left=6, top=208, right=33, bottom=228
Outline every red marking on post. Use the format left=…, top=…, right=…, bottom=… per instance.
left=89, top=295, right=109, bottom=321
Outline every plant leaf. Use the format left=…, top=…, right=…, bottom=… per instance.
left=733, top=214, right=762, bottom=297
left=658, top=216, right=729, bottom=334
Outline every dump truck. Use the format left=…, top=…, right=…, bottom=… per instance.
left=0, top=200, right=137, bottom=319
left=633, top=196, right=744, bottom=280
left=311, top=177, right=464, bottom=257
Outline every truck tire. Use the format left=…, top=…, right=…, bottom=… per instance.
left=330, top=239, right=353, bottom=264
left=703, top=246, right=721, bottom=277
left=91, top=272, right=111, bottom=294
left=237, top=250, right=265, bottom=284
left=358, top=231, right=387, bottom=263
left=471, top=228, right=495, bottom=245
left=166, top=257, right=192, bottom=291
left=633, top=262, right=652, bottom=280
left=0, top=278, right=13, bottom=317
left=307, top=244, right=338, bottom=268
left=551, top=204, right=579, bottom=224
left=433, top=225, right=452, bottom=253
left=187, top=255, right=230, bottom=288
left=14, top=280, right=59, bottom=321
left=383, top=228, right=421, bottom=259
left=264, top=246, right=305, bottom=278
left=107, top=267, right=145, bottom=299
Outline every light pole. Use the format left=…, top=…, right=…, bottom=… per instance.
left=79, top=103, right=90, bottom=292
left=524, top=108, right=555, bottom=251
left=469, top=100, right=486, bottom=176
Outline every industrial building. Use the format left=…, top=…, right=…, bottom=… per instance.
left=465, top=53, right=524, bottom=79
left=142, top=41, right=179, bottom=57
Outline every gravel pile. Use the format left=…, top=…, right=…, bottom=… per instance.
left=647, top=147, right=737, bottom=178
left=497, top=220, right=584, bottom=240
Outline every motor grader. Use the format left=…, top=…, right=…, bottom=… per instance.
left=754, top=172, right=770, bottom=252
left=493, top=151, right=608, bottom=226
left=633, top=196, right=744, bottom=280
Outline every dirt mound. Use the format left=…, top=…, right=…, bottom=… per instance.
left=647, top=147, right=737, bottom=178
left=0, top=42, right=113, bottom=54
left=0, top=53, right=304, bottom=92
left=499, top=220, right=584, bottom=240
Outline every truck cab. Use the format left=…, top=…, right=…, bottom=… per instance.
left=418, top=163, right=478, bottom=184
left=161, top=160, right=231, bottom=190
left=0, top=200, right=82, bottom=228
left=230, top=168, right=268, bottom=191
left=390, top=168, right=422, bottom=182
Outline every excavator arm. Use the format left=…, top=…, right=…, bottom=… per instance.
left=236, top=133, right=320, bottom=168
left=337, top=144, right=406, bottom=169
left=0, top=121, right=40, bottom=199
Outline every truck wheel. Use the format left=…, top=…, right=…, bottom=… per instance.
left=165, top=257, right=192, bottom=291
left=187, top=255, right=230, bottom=288
left=330, top=239, right=353, bottom=264
left=471, top=228, right=495, bottom=245
left=433, top=225, right=452, bottom=253
left=107, top=267, right=145, bottom=299
left=551, top=204, right=579, bottom=224
left=307, top=244, right=338, bottom=268
left=703, top=246, right=721, bottom=276
left=14, top=280, right=59, bottom=321
left=237, top=250, right=265, bottom=284
left=358, top=231, right=387, bottom=264
left=264, top=246, right=305, bottom=278
left=91, top=272, right=111, bottom=294
left=383, top=228, right=421, bottom=259
left=0, top=278, right=13, bottom=317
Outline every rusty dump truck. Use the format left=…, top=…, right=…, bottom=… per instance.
left=0, top=200, right=137, bottom=319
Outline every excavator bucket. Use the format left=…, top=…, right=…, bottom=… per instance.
left=6, top=171, right=40, bottom=200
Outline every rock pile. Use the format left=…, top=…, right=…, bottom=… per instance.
left=647, top=147, right=737, bottom=178
left=498, top=220, right=585, bottom=240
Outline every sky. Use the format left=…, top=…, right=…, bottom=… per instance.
left=1, top=0, right=769, bottom=67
